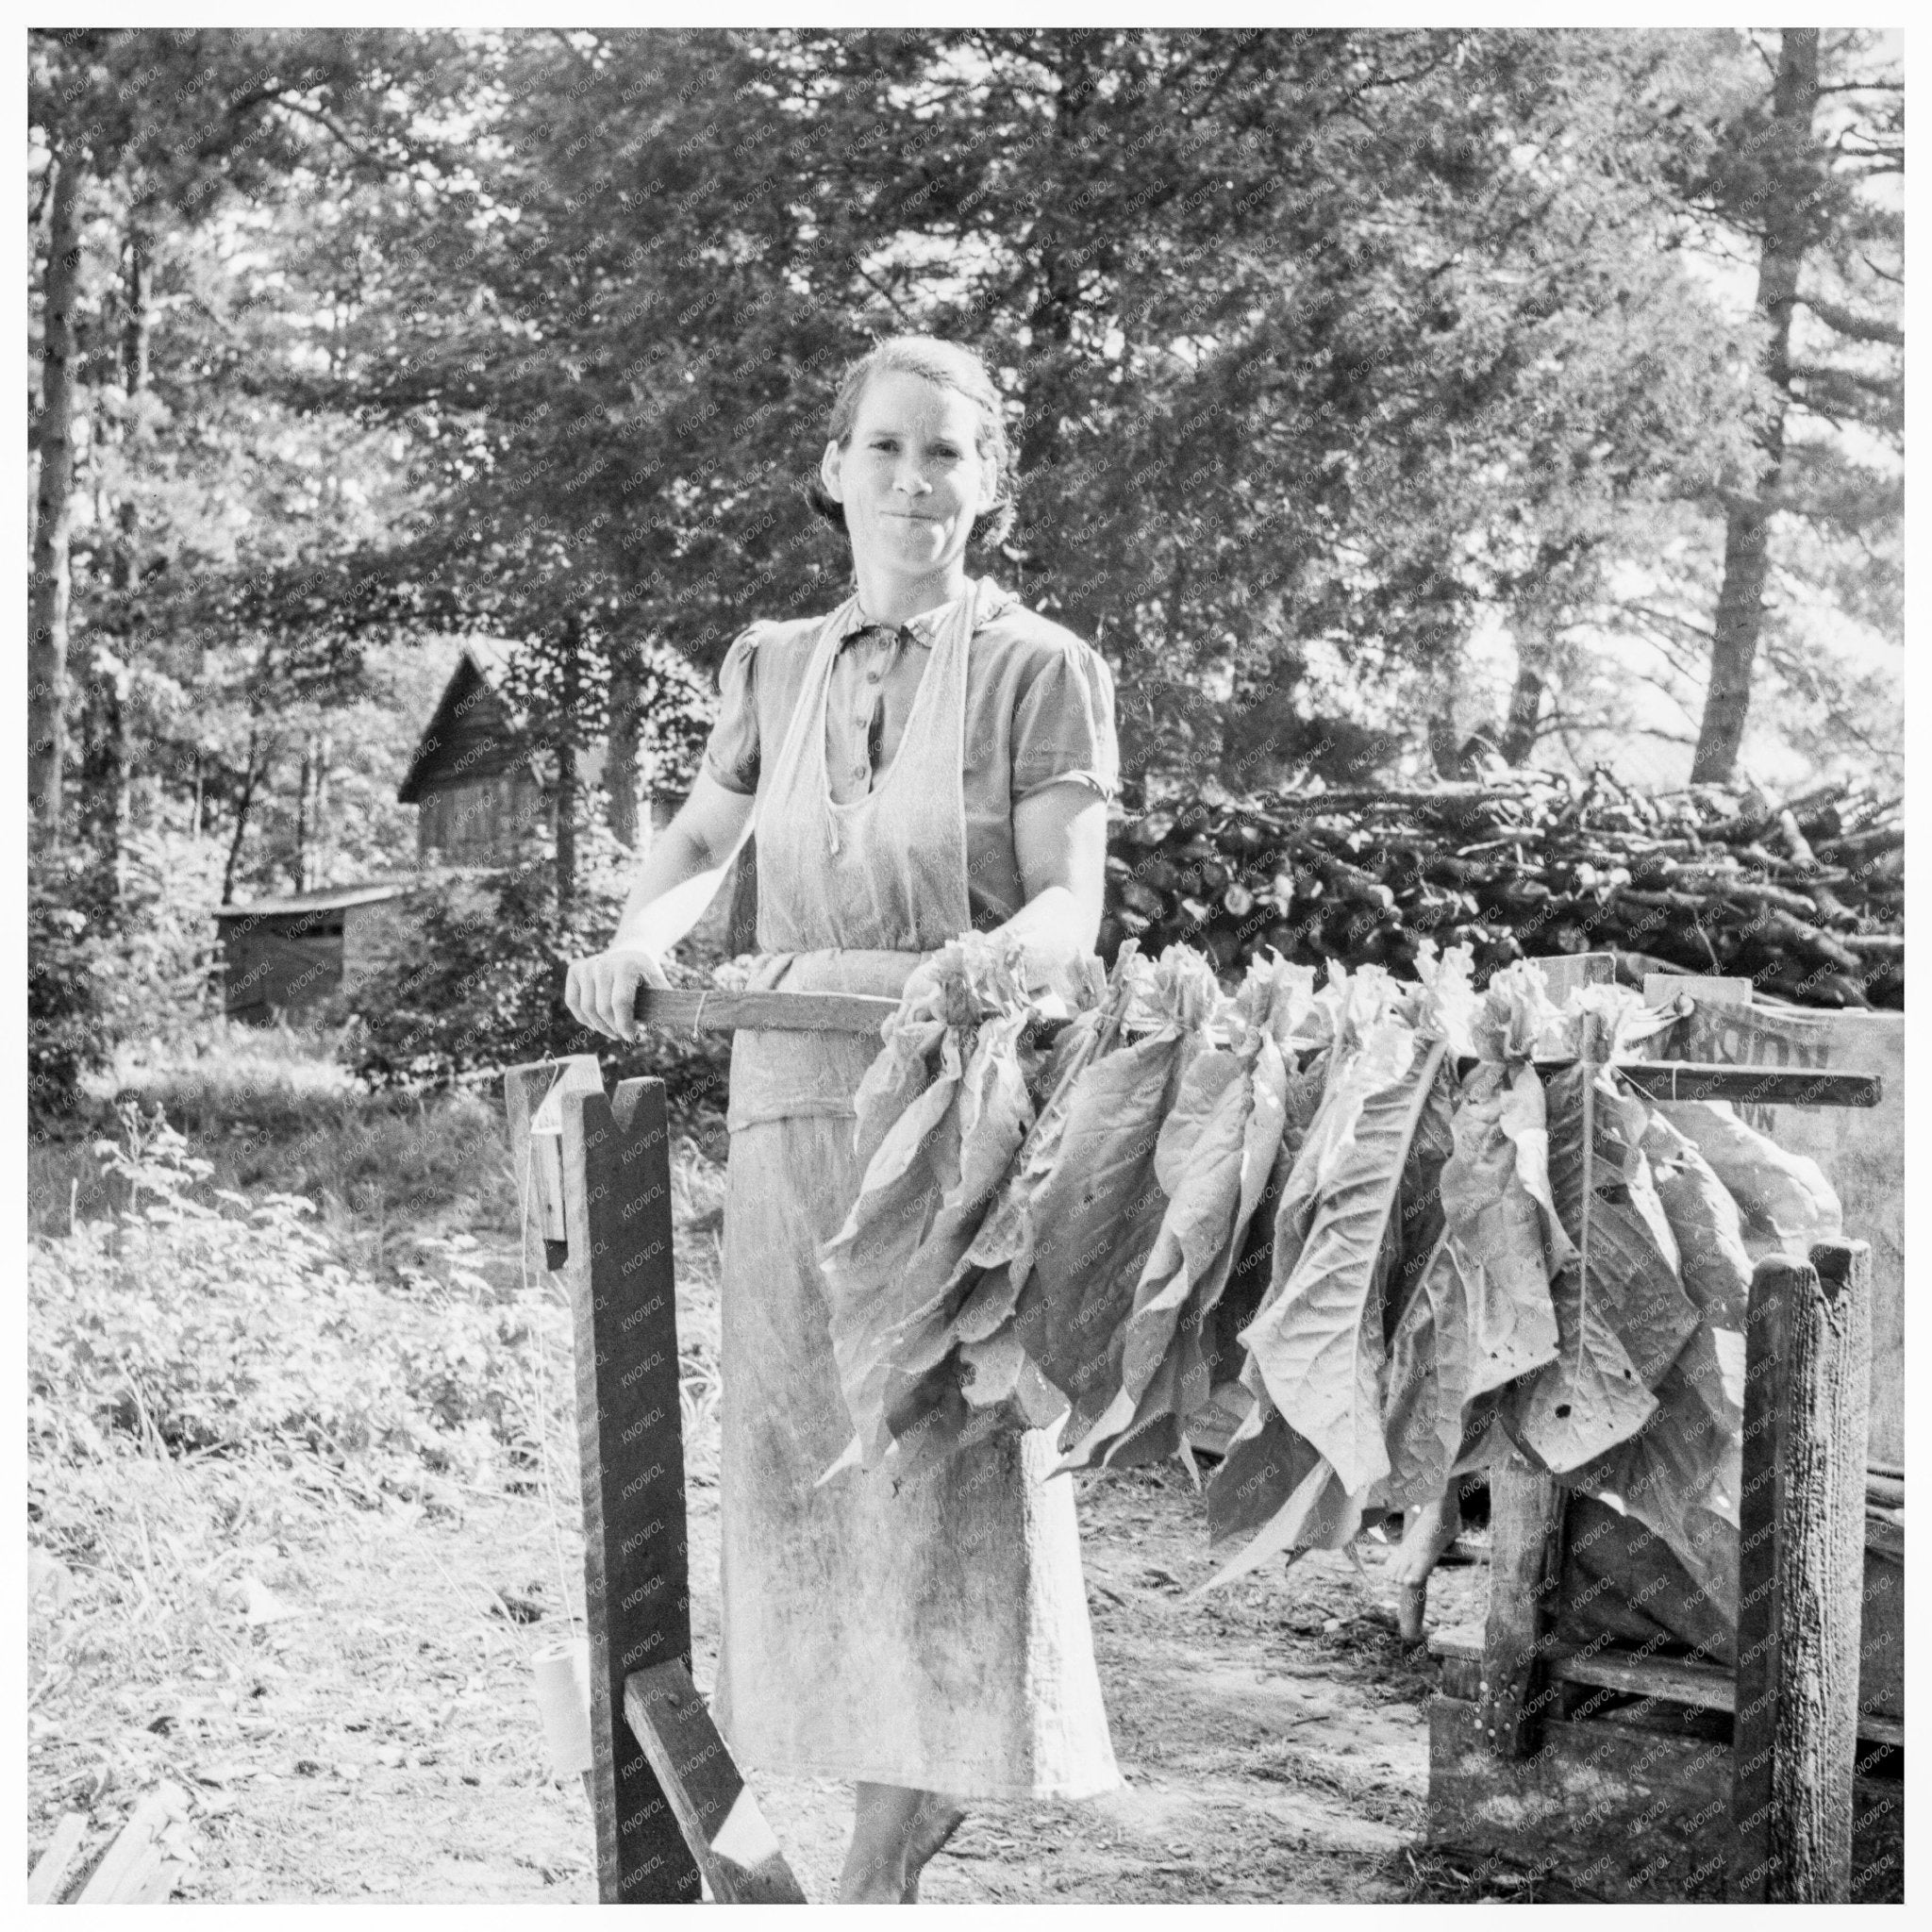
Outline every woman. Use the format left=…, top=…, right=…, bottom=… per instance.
left=565, top=335, right=1124, bottom=1903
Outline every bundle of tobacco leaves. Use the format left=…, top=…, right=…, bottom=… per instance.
left=814, top=929, right=1080, bottom=1484
left=1201, top=967, right=1822, bottom=1612
left=823, top=926, right=1834, bottom=1641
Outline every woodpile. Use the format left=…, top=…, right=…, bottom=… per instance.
left=1100, top=771, right=1904, bottom=1009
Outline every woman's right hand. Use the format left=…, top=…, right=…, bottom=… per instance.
left=565, top=944, right=674, bottom=1042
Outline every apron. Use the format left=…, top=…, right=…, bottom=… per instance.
left=709, top=575, right=1123, bottom=1800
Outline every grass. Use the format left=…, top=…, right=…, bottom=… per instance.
left=33, top=1017, right=732, bottom=1262
left=28, top=1018, right=734, bottom=1900
left=33, top=1021, right=523, bottom=1257
left=1395, top=1843, right=1599, bottom=1903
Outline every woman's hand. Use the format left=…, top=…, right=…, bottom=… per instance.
left=565, top=944, right=674, bottom=1042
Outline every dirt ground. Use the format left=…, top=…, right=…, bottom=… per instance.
left=29, top=1122, right=1495, bottom=1907
left=696, top=1465, right=1489, bottom=1907
left=30, top=1437, right=1485, bottom=1905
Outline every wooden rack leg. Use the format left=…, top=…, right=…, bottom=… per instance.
left=1729, top=1240, right=1872, bottom=1903
left=508, top=1065, right=700, bottom=1905
left=1728, top=1249, right=1793, bottom=1898
left=1479, top=1449, right=1566, bottom=1757
left=570, top=1074, right=703, bottom=1904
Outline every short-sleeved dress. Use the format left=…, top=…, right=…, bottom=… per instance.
left=702, top=577, right=1120, bottom=928
left=703, top=574, right=1126, bottom=1799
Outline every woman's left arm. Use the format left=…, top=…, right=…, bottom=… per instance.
left=994, top=779, right=1110, bottom=987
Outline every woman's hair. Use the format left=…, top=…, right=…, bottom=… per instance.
left=805, top=334, right=1019, bottom=550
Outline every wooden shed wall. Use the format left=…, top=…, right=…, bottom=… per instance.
left=222, top=916, right=345, bottom=1020
left=417, top=771, right=546, bottom=864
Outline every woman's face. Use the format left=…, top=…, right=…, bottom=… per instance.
left=820, top=371, right=997, bottom=585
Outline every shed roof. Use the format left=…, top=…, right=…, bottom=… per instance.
left=396, top=640, right=531, bottom=805
left=212, top=881, right=420, bottom=922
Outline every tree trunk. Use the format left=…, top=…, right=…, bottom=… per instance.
left=29, top=148, right=83, bottom=837
left=224, top=732, right=263, bottom=905
left=1691, top=29, right=1821, bottom=785
left=1499, top=658, right=1545, bottom=766
left=81, top=673, right=128, bottom=891
left=606, top=648, right=641, bottom=849
left=84, top=217, right=153, bottom=897
left=123, top=218, right=152, bottom=396
left=1013, top=41, right=1092, bottom=635
left=555, top=618, right=582, bottom=919
left=294, top=741, right=311, bottom=892
left=310, top=725, right=331, bottom=885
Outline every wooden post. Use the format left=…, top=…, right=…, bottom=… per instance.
left=507, top=1056, right=602, bottom=1274
left=1478, top=1448, right=1567, bottom=1757
left=1728, top=1251, right=1794, bottom=1899
left=506, top=1062, right=700, bottom=1905
left=1769, top=1239, right=1871, bottom=1900
left=1728, top=1241, right=1872, bottom=1902
left=570, top=1074, right=701, bottom=1903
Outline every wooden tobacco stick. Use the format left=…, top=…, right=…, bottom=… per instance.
left=74, top=1793, right=172, bottom=1903
left=1606, top=1061, right=1880, bottom=1108
left=630, top=984, right=1884, bottom=1108
left=1443, top=1056, right=1880, bottom=1108
left=633, top=986, right=902, bottom=1034
left=633, top=981, right=1089, bottom=1041
left=27, top=1811, right=89, bottom=1903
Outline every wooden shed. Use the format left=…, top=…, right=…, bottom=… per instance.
left=395, top=639, right=595, bottom=866
left=212, top=882, right=421, bottom=1023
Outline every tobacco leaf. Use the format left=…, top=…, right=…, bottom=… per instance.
left=1502, top=1062, right=1696, bottom=1474
left=1650, top=1098, right=1842, bottom=1264
left=1008, top=1024, right=1198, bottom=1436
left=1200, top=1452, right=1366, bottom=1593
left=1239, top=1030, right=1453, bottom=1494
left=1204, top=1403, right=1327, bottom=1553
left=1640, top=1110, right=1752, bottom=1327
left=1568, top=1321, right=1744, bottom=1623
left=817, top=937, right=1051, bottom=1472
left=1060, top=1029, right=1294, bottom=1473
left=1382, top=1062, right=1562, bottom=1506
